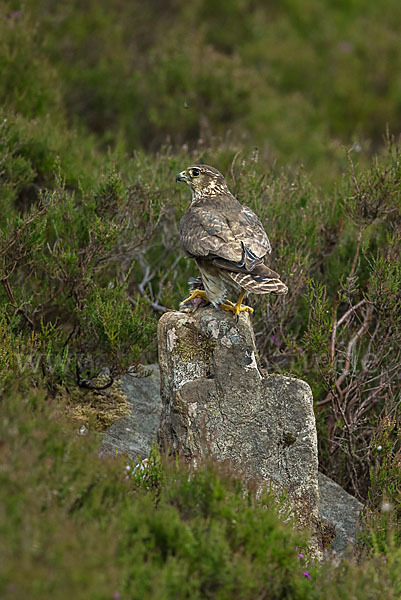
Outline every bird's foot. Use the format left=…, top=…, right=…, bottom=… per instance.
left=219, top=301, right=254, bottom=320
left=181, top=289, right=209, bottom=309
left=218, top=299, right=235, bottom=308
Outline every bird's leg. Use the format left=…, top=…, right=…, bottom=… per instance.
left=219, top=289, right=254, bottom=319
left=181, top=289, right=210, bottom=305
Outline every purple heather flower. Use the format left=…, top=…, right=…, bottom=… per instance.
left=270, top=335, right=280, bottom=347
left=297, top=552, right=304, bottom=560
left=303, top=571, right=311, bottom=579
left=113, top=593, right=120, bottom=599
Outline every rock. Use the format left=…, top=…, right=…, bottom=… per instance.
left=157, top=306, right=321, bottom=552
left=100, top=364, right=162, bottom=459
left=99, top=352, right=361, bottom=560
left=318, top=472, right=363, bottom=556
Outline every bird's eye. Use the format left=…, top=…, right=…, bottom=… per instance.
left=191, top=168, right=200, bottom=177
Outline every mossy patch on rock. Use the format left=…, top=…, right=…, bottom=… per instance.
left=62, top=374, right=131, bottom=430
left=174, top=322, right=215, bottom=363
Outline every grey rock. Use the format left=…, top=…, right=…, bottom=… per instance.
left=100, top=364, right=162, bottom=459
left=318, top=472, right=363, bottom=556
left=157, top=306, right=320, bottom=551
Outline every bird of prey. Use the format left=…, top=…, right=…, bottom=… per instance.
left=176, top=164, right=287, bottom=318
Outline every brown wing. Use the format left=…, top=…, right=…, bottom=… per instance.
left=180, top=194, right=271, bottom=271
left=236, top=205, right=271, bottom=256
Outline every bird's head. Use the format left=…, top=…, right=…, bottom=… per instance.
left=176, top=164, right=228, bottom=200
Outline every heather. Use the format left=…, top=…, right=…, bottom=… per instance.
left=1, top=1, right=401, bottom=597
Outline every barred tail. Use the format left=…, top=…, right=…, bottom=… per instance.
left=229, top=271, right=288, bottom=294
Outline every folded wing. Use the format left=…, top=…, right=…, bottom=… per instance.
left=180, top=195, right=287, bottom=295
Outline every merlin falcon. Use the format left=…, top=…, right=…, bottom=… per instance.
left=177, top=164, right=288, bottom=318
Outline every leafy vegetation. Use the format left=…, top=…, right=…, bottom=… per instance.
left=2, top=393, right=401, bottom=600
left=1, top=0, right=401, bottom=597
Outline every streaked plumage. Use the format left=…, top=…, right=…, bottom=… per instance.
left=176, top=164, right=287, bottom=316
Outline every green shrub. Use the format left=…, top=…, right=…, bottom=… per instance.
left=122, top=461, right=314, bottom=600
left=0, top=388, right=128, bottom=600
left=0, top=165, right=158, bottom=390
left=2, top=388, right=401, bottom=599
left=0, top=390, right=312, bottom=600
left=0, top=6, right=62, bottom=120
left=4, top=0, right=401, bottom=179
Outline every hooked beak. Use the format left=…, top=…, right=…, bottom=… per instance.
left=176, top=170, right=187, bottom=182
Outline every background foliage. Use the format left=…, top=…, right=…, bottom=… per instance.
left=1, top=0, right=401, bottom=596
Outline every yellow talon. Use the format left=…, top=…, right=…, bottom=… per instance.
left=181, top=289, right=209, bottom=305
left=219, top=289, right=253, bottom=319
left=219, top=303, right=254, bottom=318
left=218, top=299, right=235, bottom=308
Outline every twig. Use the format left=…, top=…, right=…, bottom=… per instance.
left=128, top=295, right=167, bottom=314
left=349, top=227, right=363, bottom=280
left=229, top=151, right=241, bottom=186
left=0, top=279, right=35, bottom=328
left=343, top=306, right=373, bottom=373
left=1, top=279, right=15, bottom=304
left=330, top=298, right=367, bottom=364
left=330, top=298, right=338, bottom=362
left=76, top=363, right=114, bottom=390
left=337, top=298, right=367, bottom=328
left=318, top=304, right=373, bottom=407
left=138, top=264, right=154, bottom=295
left=0, top=205, right=48, bottom=259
